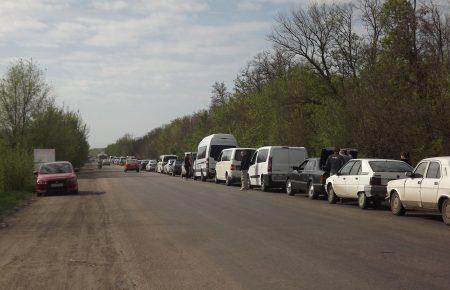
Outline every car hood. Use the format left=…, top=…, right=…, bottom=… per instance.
left=38, top=172, right=76, bottom=181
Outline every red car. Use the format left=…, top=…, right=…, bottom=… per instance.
left=35, top=161, right=79, bottom=196
left=124, top=159, right=140, bottom=172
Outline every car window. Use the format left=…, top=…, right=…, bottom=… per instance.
left=298, top=160, right=308, bottom=171
left=223, top=150, right=232, bottom=161
left=257, top=149, right=269, bottom=163
left=426, top=162, right=441, bottom=179
left=197, top=146, right=207, bottom=159
left=234, top=149, right=255, bottom=161
left=339, top=160, right=356, bottom=175
left=368, top=161, right=413, bottom=172
left=39, top=163, right=73, bottom=174
left=210, top=145, right=236, bottom=161
left=306, top=160, right=316, bottom=170
left=349, top=161, right=362, bottom=175
left=414, top=162, right=428, bottom=178
left=250, top=151, right=257, bottom=164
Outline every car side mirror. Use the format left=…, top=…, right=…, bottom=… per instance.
left=74, top=168, right=80, bottom=173
left=336, top=172, right=341, bottom=176
left=405, top=171, right=413, bottom=178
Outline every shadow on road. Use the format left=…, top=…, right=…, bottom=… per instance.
left=41, top=191, right=105, bottom=197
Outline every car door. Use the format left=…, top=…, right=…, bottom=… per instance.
left=216, top=152, right=224, bottom=180
left=248, top=151, right=258, bottom=185
left=255, top=149, right=269, bottom=185
left=420, top=161, right=441, bottom=210
left=345, top=160, right=362, bottom=198
left=404, top=162, right=428, bottom=208
left=299, top=160, right=315, bottom=192
left=333, top=160, right=356, bottom=197
left=292, top=160, right=308, bottom=191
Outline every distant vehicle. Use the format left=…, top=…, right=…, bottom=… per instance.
left=140, top=160, right=149, bottom=170
left=326, top=159, right=413, bottom=209
left=215, top=148, right=256, bottom=186
left=164, top=159, right=177, bottom=174
left=35, top=161, right=79, bottom=196
left=124, top=159, right=140, bottom=172
left=146, top=160, right=157, bottom=172
left=193, top=134, right=238, bottom=181
left=33, top=149, right=55, bottom=171
left=102, top=159, right=111, bottom=166
left=387, top=157, right=450, bottom=224
left=285, top=148, right=358, bottom=198
left=169, top=160, right=183, bottom=176
left=248, top=146, right=308, bottom=192
left=119, top=157, right=126, bottom=166
left=157, top=155, right=178, bottom=173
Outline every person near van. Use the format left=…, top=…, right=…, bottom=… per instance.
left=340, top=149, right=352, bottom=164
left=325, top=148, right=345, bottom=176
left=240, top=151, right=250, bottom=190
left=400, top=151, right=411, bottom=166
left=184, top=154, right=191, bottom=178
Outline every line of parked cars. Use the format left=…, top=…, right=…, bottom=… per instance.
left=152, top=133, right=450, bottom=225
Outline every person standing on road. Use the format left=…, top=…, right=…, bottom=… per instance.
left=400, top=152, right=412, bottom=166
left=184, top=154, right=191, bottom=179
left=325, top=148, right=345, bottom=176
left=240, top=151, right=250, bottom=191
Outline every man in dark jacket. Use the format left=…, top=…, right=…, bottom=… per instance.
left=184, top=153, right=191, bottom=178
left=325, top=148, right=345, bottom=175
left=240, top=151, right=250, bottom=190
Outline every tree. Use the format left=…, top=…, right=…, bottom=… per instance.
left=210, top=81, right=230, bottom=108
left=0, top=59, right=52, bottom=146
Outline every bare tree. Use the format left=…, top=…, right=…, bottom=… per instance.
left=359, top=0, right=384, bottom=63
left=210, top=81, right=230, bottom=108
left=0, top=59, right=52, bottom=146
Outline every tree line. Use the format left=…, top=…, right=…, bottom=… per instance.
left=0, top=59, right=89, bottom=204
left=106, top=0, right=450, bottom=164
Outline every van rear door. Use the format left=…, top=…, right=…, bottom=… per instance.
left=289, top=148, right=307, bottom=170
left=272, top=148, right=290, bottom=173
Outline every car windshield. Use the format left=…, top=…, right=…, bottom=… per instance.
left=210, top=145, right=236, bottom=161
left=39, top=163, right=73, bottom=174
left=369, top=161, right=413, bottom=172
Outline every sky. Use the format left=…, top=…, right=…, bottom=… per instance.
left=0, top=0, right=308, bottom=148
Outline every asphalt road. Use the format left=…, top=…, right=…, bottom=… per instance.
left=1, top=164, right=449, bottom=290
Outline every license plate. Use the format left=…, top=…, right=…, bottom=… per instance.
left=50, top=183, right=63, bottom=188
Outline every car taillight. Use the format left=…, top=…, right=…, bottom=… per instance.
left=37, top=179, right=47, bottom=185
left=370, top=176, right=382, bottom=186
left=206, top=159, right=209, bottom=169
left=320, top=175, right=326, bottom=184
left=268, top=156, right=272, bottom=172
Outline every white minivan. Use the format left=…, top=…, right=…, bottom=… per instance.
left=193, top=134, right=238, bottom=181
left=215, top=148, right=256, bottom=185
left=248, top=146, right=308, bottom=191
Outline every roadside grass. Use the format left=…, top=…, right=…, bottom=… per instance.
left=0, top=191, right=32, bottom=216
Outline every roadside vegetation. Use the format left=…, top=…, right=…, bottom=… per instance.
left=107, top=0, right=450, bottom=163
left=0, top=59, right=89, bottom=214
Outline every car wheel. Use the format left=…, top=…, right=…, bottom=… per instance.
left=214, top=175, right=220, bottom=184
left=307, top=182, right=317, bottom=200
left=286, top=179, right=295, bottom=196
left=136, top=169, right=139, bottom=172
left=390, top=192, right=405, bottom=216
left=327, top=185, right=337, bottom=204
left=225, top=173, right=231, bottom=186
left=358, top=192, right=369, bottom=209
left=201, top=170, right=206, bottom=182
left=442, top=199, right=450, bottom=225
left=260, top=177, right=268, bottom=192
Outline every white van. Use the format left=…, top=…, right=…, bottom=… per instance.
left=157, top=154, right=178, bottom=173
left=248, top=146, right=308, bottom=191
left=193, top=134, right=238, bottom=181
left=215, top=148, right=256, bottom=185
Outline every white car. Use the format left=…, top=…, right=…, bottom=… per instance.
left=215, top=148, right=256, bottom=186
left=164, top=159, right=176, bottom=174
left=248, top=146, right=308, bottom=192
left=146, top=160, right=157, bottom=172
left=387, top=157, right=450, bottom=224
left=157, top=155, right=178, bottom=173
left=326, top=159, right=413, bottom=209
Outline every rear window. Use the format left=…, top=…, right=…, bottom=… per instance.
left=257, top=149, right=269, bottom=163
left=197, top=146, right=207, bottom=159
left=234, top=149, right=255, bottom=161
left=369, top=161, right=413, bottom=172
left=210, top=145, right=236, bottom=161
left=39, top=163, right=73, bottom=174
left=163, top=156, right=177, bottom=162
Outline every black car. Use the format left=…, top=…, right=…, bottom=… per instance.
left=286, top=147, right=358, bottom=198
left=171, top=160, right=183, bottom=176
left=140, top=160, right=149, bottom=170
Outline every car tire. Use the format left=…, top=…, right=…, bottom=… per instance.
left=260, top=176, right=268, bottom=192
left=358, top=192, right=369, bottom=209
left=286, top=179, right=295, bottom=196
left=307, top=182, right=318, bottom=200
left=442, top=199, right=450, bottom=225
left=136, top=169, right=139, bottom=172
left=327, top=185, right=337, bottom=204
left=214, top=175, right=220, bottom=184
left=390, top=192, right=405, bottom=216
left=225, top=173, right=231, bottom=186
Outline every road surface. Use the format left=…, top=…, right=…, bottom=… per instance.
left=0, top=164, right=449, bottom=289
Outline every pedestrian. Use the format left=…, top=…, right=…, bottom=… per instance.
left=189, top=153, right=194, bottom=178
left=184, top=153, right=191, bottom=178
left=340, top=149, right=352, bottom=164
left=400, top=152, right=411, bottom=166
left=325, top=147, right=345, bottom=176
left=240, top=151, right=250, bottom=191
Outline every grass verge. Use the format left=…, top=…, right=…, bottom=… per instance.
left=0, top=191, right=32, bottom=216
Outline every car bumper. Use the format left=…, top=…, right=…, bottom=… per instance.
left=263, top=173, right=288, bottom=188
left=364, top=185, right=387, bottom=199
